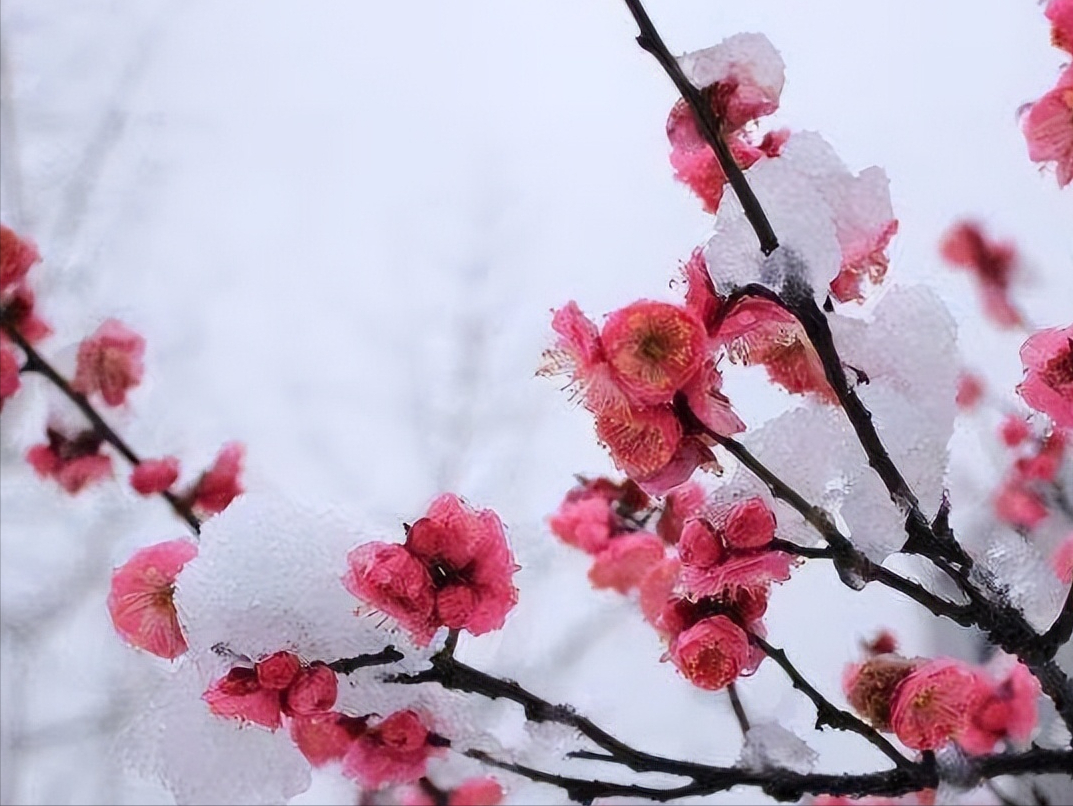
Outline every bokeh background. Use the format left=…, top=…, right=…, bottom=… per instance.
left=1, top=1, right=1071, bottom=803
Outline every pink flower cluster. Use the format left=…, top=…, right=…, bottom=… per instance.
left=398, top=777, right=505, bottom=806
left=205, top=656, right=446, bottom=790
left=1022, top=2, right=1073, bottom=186
left=844, top=650, right=1039, bottom=753
left=344, top=494, right=518, bottom=646
left=550, top=478, right=794, bottom=691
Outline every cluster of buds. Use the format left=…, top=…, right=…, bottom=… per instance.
left=550, top=477, right=795, bottom=691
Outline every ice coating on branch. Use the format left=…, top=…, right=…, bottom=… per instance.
left=842, top=470, right=910, bottom=561
left=739, top=722, right=818, bottom=774
left=677, top=33, right=785, bottom=130
left=177, top=492, right=431, bottom=666
left=120, top=662, right=312, bottom=805
left=979, top=530, right=1064, bottom=630
left=831, top=285, right=958, bottom=519
left=704, top=132, right=896, bottom=304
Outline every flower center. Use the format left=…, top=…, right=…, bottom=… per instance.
left=1041, top=339, right=1073, bottom=389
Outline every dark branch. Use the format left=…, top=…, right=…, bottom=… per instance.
left=1, top=312, right=202, bottom=536
left=727, top=682, right=750, bottom=737
left=325, top=646, right=404, bottom=675
left=620, top=0, right=778, bottom=255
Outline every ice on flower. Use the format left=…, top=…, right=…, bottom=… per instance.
left=739, top=722, right=818, bottom=775
left=979, top=530, right=1064, bottom=631
left=677, top=32, right=785, bottom=130
left=120, top=662, right=311, bottom=805
left=177, top=491, right=430, bottom=666
left=704, top=131, right=896, bottom=304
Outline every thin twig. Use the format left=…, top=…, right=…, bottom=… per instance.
left=0, top=313, right=202, bottom=536
left=620, top=0, right=778, bottom=255
left=727, top=682, right=750, bottom=737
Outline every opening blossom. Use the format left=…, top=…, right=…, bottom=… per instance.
left=1022, top=65, right=1073, bottom=187
left=71, top=318, right=146, bottom=406
left=107, top=539, right=197, bottom=659
left=1018, top=323, right=1073, bottom=428
left=542, top=297, right=744, bottom=493
left=341, top=710, right=446, bottom=789
left=343, top=494, right=518, bottom=646
left=958, top=661, right=1040, bottom=755
left=189, top=441, right=245, bottom=516
left=1049, top=0, right=1073, bottom=52
left=27, top=426, right=113, bottom=494
left=889, top=659, right=980, bottom=751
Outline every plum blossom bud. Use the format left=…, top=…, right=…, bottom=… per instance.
left=27, top=426, right=113, bottom=494
left=548, top=493, right=613, bottom=554
left=939, top=222, right=1022, bottom=328
left=955, top=372, right=985, bottom=411
left=289, top=712, right=368, bottom=766
left=256, top=651, right=302, bottom=690
left=889, top=659, right=979, bottom=750
left=723, top=498, right=776, bottom=549
left=1018, top=323, right=1073, bottom=428
left=283, top=664, right=338, bottom=717
left=203, top=666, right=284, bottom=730
left=72, top=318, right=146, bottom=406
left=998, top=415, right=1031, bottom=448
left=191, top=441, right=245, bottom=516
left=0, top=223, right=39, bottom=296
left=341, top=710, right=444, bottom=788
left=668, top=615, right=752, bottom=690
left=130, top=456, right=180, bottom=495
left=678, top=519, right=725, bottom=568
left=107, top=539, right=197, bottom=659
left=843, top=654, right=921, bottom=731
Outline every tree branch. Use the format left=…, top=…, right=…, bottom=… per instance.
left=0, top=312, right=202, bottom=536
left=619, top=0, right=778, bottom=255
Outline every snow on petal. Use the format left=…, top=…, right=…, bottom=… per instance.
left=677, top=33, right=785, bottom=130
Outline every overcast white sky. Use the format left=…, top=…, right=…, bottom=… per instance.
left=1, top=1, right=1071, bottom=803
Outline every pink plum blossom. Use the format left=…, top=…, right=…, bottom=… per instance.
left=999, top=415, right=1031, bottom=448
left=595, top=405, right=683, bottom=480
left=0, top=223, right=39, bottom=296
left=107, top=539, right=197, bottom=659
left=344, top=494, right=518, bottom=645
left=1018, top=323, right=1073, bottom=428
left=601, top=301, right=707, bottom=407
left=72, top=318, right=146, bottom=406
left=398, top=778, right=505, bottom=806
left=1048, top=0, right=1073, bottom=52
left=1053, top=533, right=1073, bottom=583
left=588, top=532, right=665, bottom=594
left=678, top=517, right=793, bottom=600
left=939, top=222, right=1022, bottom=328
left=290, top=712, right=368, bottom=767
left=1022, top=65, right=1073, bottom=187
left=130, top=456, right=181, bottom=495
left=282, top=664, right=338, bottom=717
left=548, top=491, right=614, bottom=554
left=717, top=297, right=836, bottom=403
left=668, top=615, right=753, bottom=690
left=889, top=659, right=980, bottom=751
left=341, top=710, right=444, bottom=789
left=27, top=426, right=113, bottom=494
left=256, top=651, right=302, bottom=690
left=843, top=654, right=922, bottom=731
left=540, top=301, right=629, bottom=417
left=958, top=662, right=1039, bottom=755
left=1, top=283, right=52, bottom=344
left=656, top=480, right=707, bottom=545
left=955, top=372, right=985, bottom=410
left=189, top=441, right=245, bottom=516
left=203, top=666, right=286, bottom=730
left=0, top=342, right=20, bottom=409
